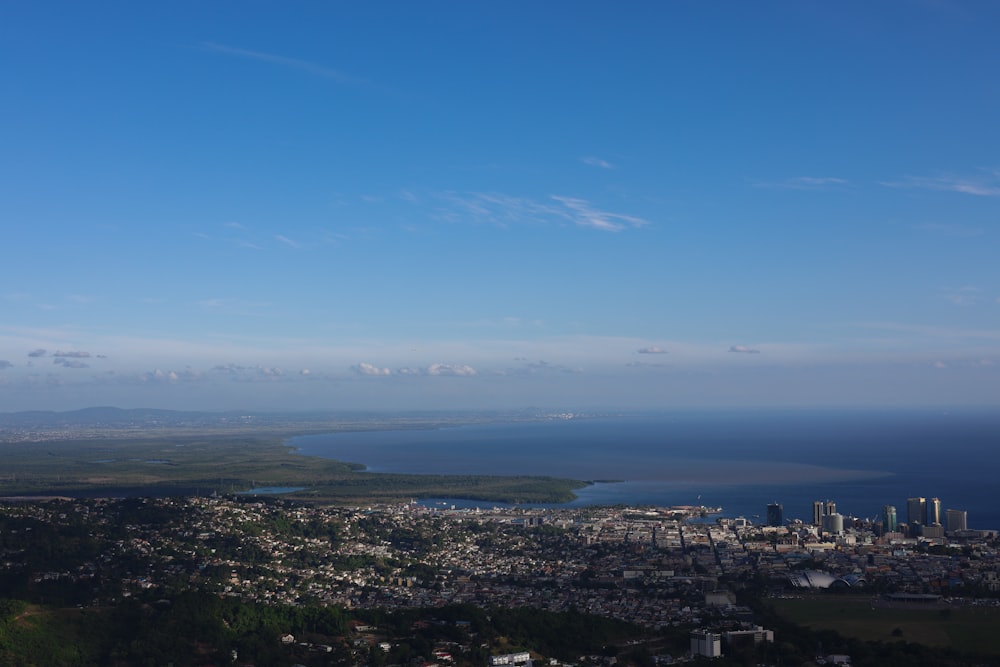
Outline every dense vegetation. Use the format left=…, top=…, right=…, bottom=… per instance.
left=0, top=434, right=587, bottom=503
left=0, top=594, right=650, bottom=667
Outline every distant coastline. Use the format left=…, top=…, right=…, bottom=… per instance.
left=289, top=409, right=1000, bottom=528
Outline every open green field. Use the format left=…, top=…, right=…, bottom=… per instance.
left=0, top=434, right=588, bottom=504
left=768, top=595, right=1000, bottom=656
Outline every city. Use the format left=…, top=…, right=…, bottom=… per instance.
left=2, top=492, right=999, bottom=665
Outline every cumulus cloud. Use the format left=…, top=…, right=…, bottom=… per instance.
left=729, top=345, right=761, bottom=354
left=0, top=360, right=12, bottom=369
left=508, top=360, right=582, bottom=375
left=54, top=358, right=89, bottom=369
left=27, top=349, right=47, bottom=357
left=300, top=368, right=312, bottom=376
left=138, top=367, right=201, bottom=383
left=933, top=361, right=948, bottom=369
left=637, top=346, right=667, bottom=354
left=353, top=362, right=391, bottom=376
left=396, top=363, right=478, bottom=376
left=427, top=363, right=477, bottom=376
left=53, top=350, right=91, bottom=358
left=210, top=363, right=284, bottom=380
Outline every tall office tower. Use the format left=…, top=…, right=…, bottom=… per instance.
left=824, top=500, right=836, bottom=517
left=766, top=503, right=783, bottom=527
left=812, top=501, right=824, bottom=526
left=907, top=497, right=927, bottom=527
left=882, top=505, right=898, bottom=533
left=946, top=509, right=968, bottom=532
left=929, top=498, right=942, bottom=526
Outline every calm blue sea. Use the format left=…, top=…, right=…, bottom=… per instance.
left=290, top=409, right=1000, bottom=529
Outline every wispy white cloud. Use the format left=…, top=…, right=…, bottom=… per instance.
left=729, top=345, right=761, bottom=354
left=433, top=192, right=649, bottom=232
left=880, top=170, right=1000, bottom=197
left=197, top=298, right=272, bottom=317
left=915, top=222, right=984, bottom=237
left=637, top=346, right=667, bottom=354
left=856, top=321, right=1000, bottom=341
left=582, top=156, right=615, bottom=169
left=202, top=42, right=356, bottom=84
left=550, top=196, right=649, bottom=231
left=754, top=176, right=848, bottom=190
left=275, top=234, right=300, bottom=249
left=942, top=286, right=981, bottom=306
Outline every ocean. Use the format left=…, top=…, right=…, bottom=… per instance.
left=290, top=409, right=1000, bottom=529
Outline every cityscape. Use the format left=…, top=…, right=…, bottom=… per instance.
left=2, top=490, right=999, bottom=665
left=764, top=497, right=971, bottom=541
left=4, top=2, right=999, bottom=665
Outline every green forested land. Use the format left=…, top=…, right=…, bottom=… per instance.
left=0, top=435, right=588, bottom=503
left=0, top=596, right=647, bottom=667
left=767, top=595, right=1000, bottom=656
left=0, top=593, right=351, bottom=666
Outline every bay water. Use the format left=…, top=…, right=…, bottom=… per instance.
left=290, top=409, right=1000, bottom=529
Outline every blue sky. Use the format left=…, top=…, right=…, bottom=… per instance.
left=1, top=2, right=998, bottom=412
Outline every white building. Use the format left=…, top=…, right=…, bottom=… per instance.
left=491, top=652, right=532, bottom=667
left=690, top=629, right=722, bottom=658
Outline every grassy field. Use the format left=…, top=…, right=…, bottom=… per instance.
left=0, top=434, right=588, bottom=504
left=768, top=595, right=1000, bottom=655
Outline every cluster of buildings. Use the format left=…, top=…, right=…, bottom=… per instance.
left=764, top=496, right=972, bottom=540
left=2, top=494, right=1000, bottom=663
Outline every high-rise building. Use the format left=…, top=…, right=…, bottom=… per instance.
left=929, top=498, right=942, bottom=526
left=766, top=503, right=783, bottom=527
left=946, top=509, right=968, bottom=532
left=812, top=501, right=824, bottom=526
left=822, top=512, right=844, bottom=535
left=882, top=505, right=897, bottom=533
left=824, top=500, right=837, bottom=518
left=907, top=497, right=927, bottom=527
